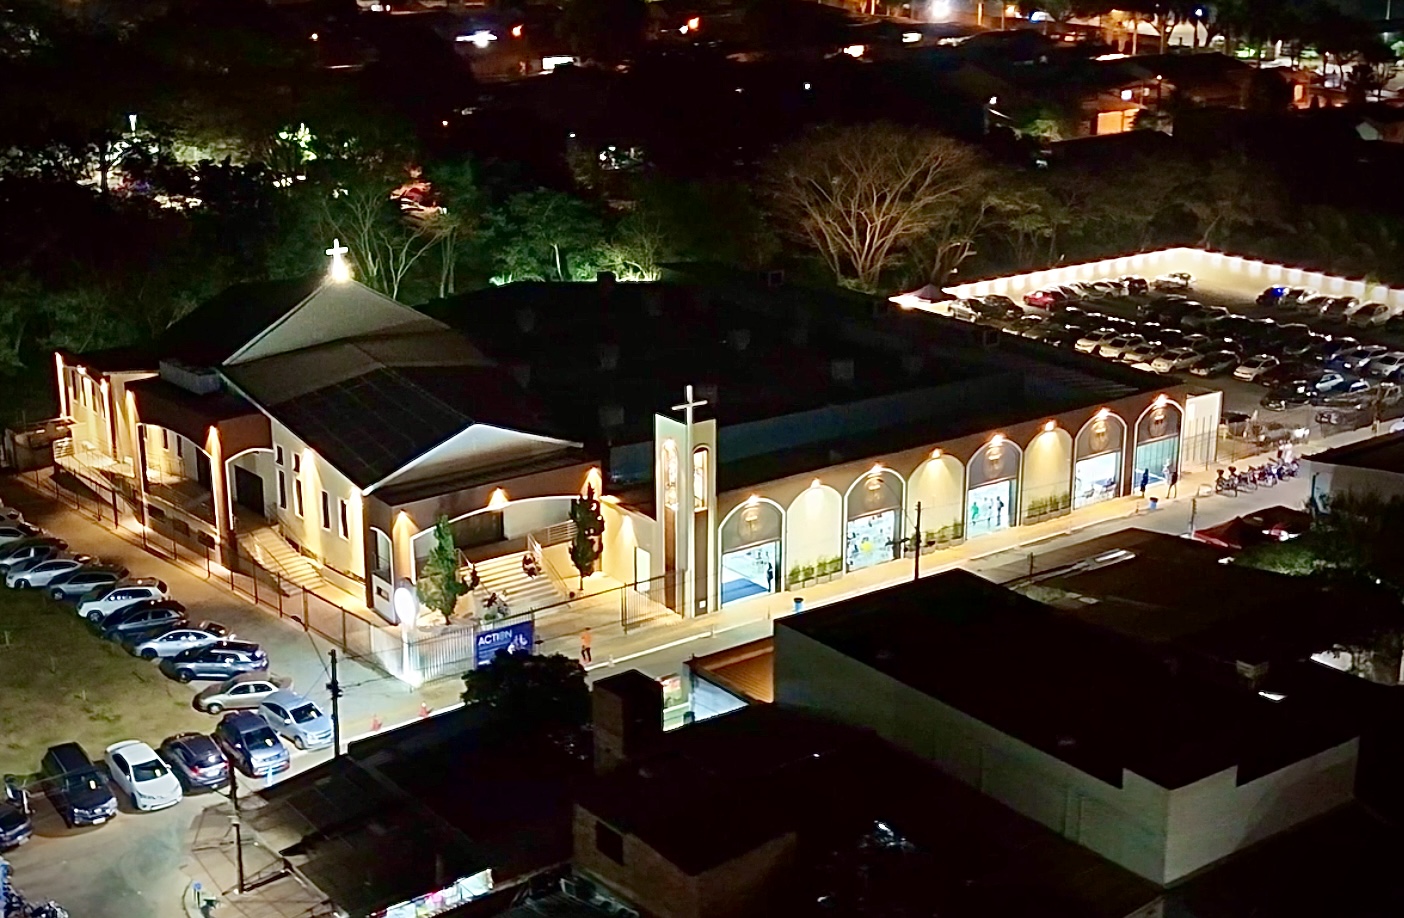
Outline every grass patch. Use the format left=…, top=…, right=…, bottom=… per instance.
left=0, top=588, right=213, bottom=775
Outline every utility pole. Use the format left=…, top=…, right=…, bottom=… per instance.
left=228, top=775, right=245, bottom=894
left=912, top=502, right=922, bottom=582
left=328, top=649, right=343, bottom=760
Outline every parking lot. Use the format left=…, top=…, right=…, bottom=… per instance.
left=0, top=476, right=465, bottom=916
left=951, top=266, right=1404, bottom=443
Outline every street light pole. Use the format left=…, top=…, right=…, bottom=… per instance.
left=327, top=649, right=343, bottom=760
left=912, top=501, right=923, bottom=582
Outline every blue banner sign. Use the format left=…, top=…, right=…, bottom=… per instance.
left=474, top=620, right=535, bottom=668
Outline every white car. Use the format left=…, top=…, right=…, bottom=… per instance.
left=1233, top=354, right=1281, bottom=382
left=1151, top=347, right=1201, bottom=373
left=1097, top=334, right=1145, bottom=360
left=0, top=505, right=21, bottom=524
left=1366, top=351, right=1404, bottom=379
left=0, top=523, right=41, bottom=547
left=1153, top=271, right=1194, bottom=291
left=130, top=624, right=232, bottom=661
left=6, top=554, right=93, bottom=590
left=104, top=741, right=182, bottom=811
left=1348, top=303, right=1391, bottom=328
left=1075, top=328, right=1120, bottom=353
left=77, top=578, right=170, bottom=623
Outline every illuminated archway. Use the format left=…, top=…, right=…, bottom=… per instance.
left=1133, top=398, right=1184, bottom=491
left=1073, top=410, right=1128, bottom=508
left=787, top=483, right=843, bottom=588
left=717, top=496, right=785, bottom=606
left=908, top=452, right=965, bottom=544
left=1021, top=426, right=1072, bottom=524
left=843, top=466, right=906, bottom=572
left=966, top=436, right=1021, bottom=538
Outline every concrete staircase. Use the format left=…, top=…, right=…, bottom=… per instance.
left=468, top=552, right=564, bottom=615
left=236, top=525, right=328, bottom=593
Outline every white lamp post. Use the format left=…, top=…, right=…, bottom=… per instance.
left=392, top=579, right=420, bottom=685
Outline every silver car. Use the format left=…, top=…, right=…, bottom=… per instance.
left=193, top=673, right=293, bottom=714
left=130, top=624, right=232, bottom=661
left=257, top=691, right=334, bottom=751
left=6, top=554, right=94, bottom=590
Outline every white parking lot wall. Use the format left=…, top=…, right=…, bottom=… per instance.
left=1304, top=460, right=1404, bottom=504
left=917, top=247, right=1404, bottom=316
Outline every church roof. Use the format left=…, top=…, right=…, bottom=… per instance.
left=224, top=327, right=559, bottom=489
left=159, top=276, right=325, bottom=367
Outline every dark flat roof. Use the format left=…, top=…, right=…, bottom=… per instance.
left=126, top=377, right=261, bottom=440
left=60, top=346, right=155, bottom=374
left=688, top=637, right=775, bottom=703
left=580, top=705, right=1161, bottom=917
left=1309, top=430, right=1404, bottom=475
left=779, top=569, right=1361, bottom=789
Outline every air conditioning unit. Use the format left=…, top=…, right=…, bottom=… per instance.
left=158, top=360, right=221, bottom=395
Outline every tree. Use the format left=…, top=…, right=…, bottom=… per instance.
left=321, top=172, right=447, bottom=300
left=568, top=485, right=605, bottom=589
left=417, top=516, right=467, bottom=620
left=461, top=652, right=589, bottom=734
left=763, top=123, right=985, bottom=291
left=1180, top=150, right=1284, bottom=249
left=423, top=159, right=483, bottom=298
left=483, top=189, right=604, bottom=283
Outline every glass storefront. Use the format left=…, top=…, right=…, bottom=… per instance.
left=846, top=510, right=897, bottom=571
left=967, top=480, right=1015, bottom=537
left=1074, top=451, right=1121, bottom=509
left=1134, top=437, right=1179, bottom=488
left=720, top=541, right=779, bottom=606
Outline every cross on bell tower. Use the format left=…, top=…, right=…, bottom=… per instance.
left=670, top=385, right=709, bottom=616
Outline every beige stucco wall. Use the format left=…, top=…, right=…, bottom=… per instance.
left=784, top=484, right=843, bottom=577
left=267, top=422, right=366, bottom=583
left=907, top=454, right=965, bottom=539
left=1021, top=427, right=1073, bottom=520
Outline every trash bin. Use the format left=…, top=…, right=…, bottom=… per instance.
left=793, top=597, right=805, bottom=613
left=1148, top=497, right=1159, bottom=510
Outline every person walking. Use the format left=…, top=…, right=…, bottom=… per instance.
left=1138, top=468, right=1150, bottom=497
left=995, top=496, right=1005, bottom=528
left=765, top=561, right=775, bottom=592
left=1168, top=469, right=1179, bottom=499
left=580, top=627, right=593, bottom=664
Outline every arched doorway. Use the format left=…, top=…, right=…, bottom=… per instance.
left=718, top=497, right=784, bottom=606
left=1073, top=411, right=1128, bottom=509
left=1133, top=399, right=1182, bottom=491
left=908, top=453, right=966, bottom=544
left=1021, top=426, right=1073, bottom=524
left=845, top=467, right=905, bottom=572
left=967, top=436, right=1021, bottom=538
left=787, top=483, right=843, bottom=589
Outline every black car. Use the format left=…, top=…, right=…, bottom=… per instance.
left=98, top=600, right=187, bottom=641
left=157, top=733, right=231, bottom=791
left=0, top=776, right=33, bottom=848
left=41, top=743, right=117, bottom=828
left=159, top=640, right=269, bottom=683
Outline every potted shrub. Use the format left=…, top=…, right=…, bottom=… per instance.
left=802, top=563, right=816, bottom=585
left=828, top=555, right=843, bottom=578
left=788, top=564, right=803, bottom=590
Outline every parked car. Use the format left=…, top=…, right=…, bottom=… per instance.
left=1152, top=272, right=1193, bottom=292
left=1023, top=288, right=1063, bottom=310
left=1256, top=285, right=1287, bottom=307
left=1296, top=293, right=1332, bottom=315
left=1118, top=339, right=1165, bottom=364
left=159, top=640, right=268, bottom=683
left=1367, top=352, right=1404, bottom=379
left=1189, top=350, right=1242, bottom=377
left=77, top=578, right=169, bottom=623
left=1277, top=286, right=1315, bottom=306
left=0, top=777, right=33, bottom=849
left=47, top=566, right=126, bottom=602
left=213, top=712, right=291, bottom=778
left=1182, top=306, right=1230, bottom=330
left=0, top=505, right=23, bottom=524
left=1150, top=347, right=1201, bottom=372
left=98, top=600, right=187, bottom=642
left=157, top=734, right=230, bottom=791
left=6, top=554, right=94, bottom=590
left=258, top=691, right=335, bottom=751
left=1261, top=387, right=1313, bottom=411
left=1234, top=354, right=1281, bottom=382
left=0, top=523, right=41, bottom=547
left=1097, top=334, right=1146, bottom=360
left=1319, top=336, right=1361, bottom=360
left=1348, top=303, right=1391, bottom=328
left=103, top=741, right=182, bottom=812
left=194, top=674, right=294, bottom=714
left=40, top=743, right=118, bottom=828
left=0, top=540, right=66, bottom=574
left=1119, top=275, right=1149, bottom=295
left=1331, top=344, right=1391, bottom=372
left=128, top=623, right=232, bottom=660
left=981, top=294, right=1018, bottom=312
left=1075, top=328, right=1120, bottom=353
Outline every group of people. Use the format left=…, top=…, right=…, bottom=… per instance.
left=969, top=494, right=1006, bottom=532
left=521, top=553, right=542, bottom=578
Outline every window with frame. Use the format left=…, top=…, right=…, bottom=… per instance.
left=320, top=491, right=331, bottom=530
left=338, top=499, right=350, bottom=539
left=275, top=445, right=284, bottom=466
left=160, top=429, right=170, bottom=451
left=293, top=453, right=302, bottom=473
left=294, top=479, right=304, bottom=517
left=277, top=471, right=288, bottom=510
